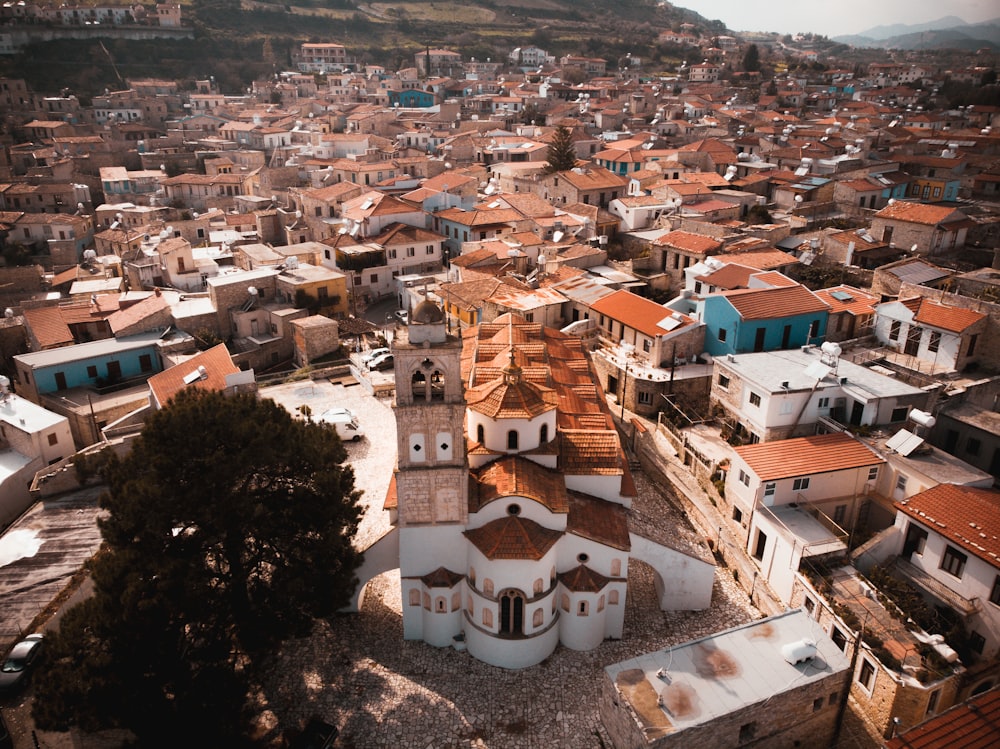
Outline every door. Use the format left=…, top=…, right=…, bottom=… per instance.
left=106, top=360, right=122, bottom=382
left=850, top=400, right=864, bottom=426
left=54, top=372, right=67, bottom=390
left=902, top=523, right=928, bottom=559
left=904, top=326, right=921, bottom=356
left=781, top=325, right=792, bottom=349
left=753, top=327, right=766, bottom=352
left=499, top=590, right=524, bottom=635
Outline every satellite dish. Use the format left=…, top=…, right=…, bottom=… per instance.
left=794, top=195, right=804, bottom=203
left=3, top=309, right=13, bottom=319
left=910, top=244, right=918, bottom=253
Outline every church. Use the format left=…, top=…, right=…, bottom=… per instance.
left=351, top=297, right=714, bottom=669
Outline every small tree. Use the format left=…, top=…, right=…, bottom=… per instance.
left=742, top=44, right=760, bottom=73
left=545, top=124, right=577, bottom=173
left=32, top=389, right=363, bottom=747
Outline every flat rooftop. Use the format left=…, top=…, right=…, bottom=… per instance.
left=605, top=608, right=851, bottom=735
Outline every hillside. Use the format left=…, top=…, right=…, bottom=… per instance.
left=834, top=16, right=1000, bottom=50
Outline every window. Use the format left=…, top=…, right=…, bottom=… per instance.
left=858, top=659, right=876, bottom=691
left=748, top=392, right=761, bottom=407
left=868, top=467, right=879, bottom=481
left=941, top=545, right=967, bottom=578
left=738, top=470, right=750, bottom=487
left=896, top=474, right=908, bottom=493
left=969, top=631, right=986, bottom=655
left=834, top=504, right=847, bottom=524
left=738, top=723, right=756, bottom=744
left=507, top=430, right=518, bottom=450
left=813, top=697, right=824, bottom=712
left=638, top=391, right=652, bottom=405
left=426, top=245, right=435, bottom=255
left=990, top=576, right=1000, bottom=606
left=890, top=320, right=901, bottom=341
left=927, top=331, right=941, bottom=352
left=732, top=507, right=743, bottom=523
left=87, top=365, right=98, bottom=378
left=804, top=597, right=815, bottom=614
left=718, top=328, right=727, bottom=343
left=817, top=397, right=829, bottom=409
left=642, top=339, right=651, bottom=353
left=47, top=432, right=58, bottom=446
left=831, top=627, right=847, bottom=652
left=139, top=354, right=153, bottom=373
left=718, top=373, right=730, bottom=389
left=764, top=482, right=776, bottom=498
left=927, top=689, right=941, bottom=716
left=793, top=477, right=810, bottom=491
left=966, top=438, right=981, bottom=457
left=752, top=529, right=767, bottom=561
left=891, top=407, right=908, bottom=422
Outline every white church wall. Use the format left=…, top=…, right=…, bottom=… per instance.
left=558, top=589, right=609, bottom=651
left=565, top=473, right=631, bottom=505
left=467, top=499, right=568, bottom=533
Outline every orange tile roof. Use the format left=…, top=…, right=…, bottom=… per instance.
left=466, top=358, right=557, bottom=419
left=895, top=484, right=1000, bottom=567
left=590, top=289, right=696, bottom=338
left=720, top=248, right=798, bottom=270
left=750, top=271, right=798, bottom=288
left=913, top=298, right=987, bottom=333
left=463, top=515, right=563, bottom=560
left=875, top=201, right=964, bottom=226
left=567, top=494, right=630, bottom=551
left=107, top=291, right=170, bottom=335
left=147, top=344, right=240, bottom=409
left=735, top=432, right=884, bottom=481
left=722, top=284, right=829, bottom=320
left=654, top=230, right=723, bottom=254
left=558, top=563, right=612, bottom=592
left=697, top=263, right=756, bottom=289
left=22, top=306, right=73, bottom=349
left=814, top=285, right=880, bottom=316
left=560, top=430, right=624, bottom=475
left=471, top=455, right=568, bottom=513
left=885, top=686, right=1000, bottom=749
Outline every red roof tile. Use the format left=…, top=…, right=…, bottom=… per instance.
left=735, top=432, right=884, bottom=481
left=723, top=284, right=829, bottom=320
left=147, top=344, right=240, bottom=409
left=914, top=298, right=987, bottom=333
left=885, top=686, right=1000, bottom=749
left=464, top=515, right=563, bottom=560
left=896, top=484, right=1000, bottom=567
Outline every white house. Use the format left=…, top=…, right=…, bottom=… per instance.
left=873, top=297, right=987, bottom=374
left=0, top=383, right=75, bottom=526
left=709, top=344, right=931, bottom=443
left=726, top=432, right=885, bottom=603
left=348, top=306, right=714, bottom=669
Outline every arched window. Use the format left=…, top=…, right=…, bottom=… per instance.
left=476, top=423, right=485, bottom=444
left=561, top=594, right=570, bottom=612
left=411, top=370, right=428, bottom=400
left=408, top=589, right=421, bottom=606
left=466, top=595, right=473, bottom=614
left=430, top=369, right=445, bottom=401
left=451, top=592, right=461, bottom=611
left=550, top=566, right=556, bottom=584
left=483, top=608, right=493, bottom=628
left=578, top=600, right=589, bottom=616
left=499, top=590, right=525, bottom=635
left=507, top=430, right=519, bottom=450
left=609, top=590, right=620, bottom=605
left=422, top=593, right=431, bottom=610
left=435, top=597, right=447, bottom=612
left=598, top=595, right=605, bottom=612
left=469, top=567, right=476, bottom=585
left=533, top=608, right=544, bottom=628
left=540, top=423, right=549, bottom=443
left=533, top=578, right=544, bottom=595
left=611, top=558, right=622, bottom=577
left=483, top=578, right=494, bottom=596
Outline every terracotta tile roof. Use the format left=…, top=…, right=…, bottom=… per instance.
left=885, top=686, right=1000, bottom=749
left=567, top=494, right=630, bottom=551
left=697, top=263, right=756, bottom=289
left=463, top=515, right=563, bottom=560
left=470, top=455, right=568, bottom=514
left=590, top=289, right=696, bottom=338
left=436, top=206, right=522, bottom=226
left=814, top=285, right=880, bottom=316
left=560, top=430, right=625, bottom=475
left=735, top=432, right=884, bottom=481
left=466, top=358, right=557, bottom=419
left=750, top=271, right=798, bottom=288
left=720, top=248, right=798, bottom=270
left=147, top=343, right=240, bottom=409
left=107, top=290, right=170, bottom=335
left=21, top=306, right=73, bottom=349
left=895, top=484, right=1000, bottom=567
left=722, top=284, right=829, bottom=320
left=420, top=567, right=465, bottom=588
left=556, top=166, right=629, bottom=190
left=913, top=298, right=987, bottom=333
left=58, top=297, right=120, bottom=323
left=558, top=563, right=612, bottom=592
left=875, top=201, right=964, bottom=226
left=653, top=229, right=723, bottom=254
left=383, top=473, right=397, bottom=510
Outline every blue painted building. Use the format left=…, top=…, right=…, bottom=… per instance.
left=13, top=331, right=165, bottom=402
left=388, top=90, right=436, bottom=108
left=698, top=285, right=830, bottom=357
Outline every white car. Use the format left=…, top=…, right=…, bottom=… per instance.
left=318, top=408, right=365, bottom=442
left=395, top=309, right=409, bottom=324
left=360, top=347, right=390, bottom=366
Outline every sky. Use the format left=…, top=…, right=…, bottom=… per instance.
left=675, top=0, right=999, bottom=38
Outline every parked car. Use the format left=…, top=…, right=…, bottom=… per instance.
left=394, top=309, right=408, bottom=324
left=368, top=353, right=394, bottom=372
left=0, top=633, right=43, bottom=696
left=360, top=347, right=390, bottom=366
left=318, top=408, right=365, bottom=442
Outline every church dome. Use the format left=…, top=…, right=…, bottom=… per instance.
left=411, top=298, right=445, bottom=324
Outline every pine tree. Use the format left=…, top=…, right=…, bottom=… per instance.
left=31, top=389, right=363, bottom=747
left=545, top=124, right=578, bottom=173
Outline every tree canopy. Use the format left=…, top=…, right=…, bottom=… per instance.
left=545, top=124, right=578, bottom=173
left=32, top=389, right=363, bottom=747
